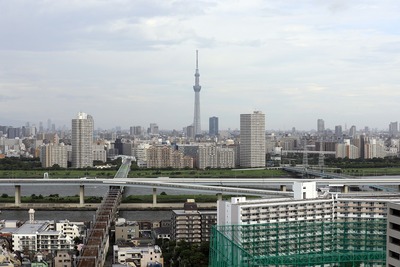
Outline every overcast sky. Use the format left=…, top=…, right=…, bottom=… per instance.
left=1, top=0, right=400, bottom=131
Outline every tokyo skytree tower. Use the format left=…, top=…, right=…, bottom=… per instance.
left=193, top=50, right=202, bottom=135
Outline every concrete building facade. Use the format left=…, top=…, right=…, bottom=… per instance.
left=209, top=116, right=219, bottom=136
left=146, top=145, right=193, bottom=169
left=40, top=143, right=68, bottom=168
left=387, top=202, right=400, bottom=267
left=171, top=199, right=217, bottom=243
left=239, top=111, right=265, bottom=167
left=113, top=245, right=163, bottom=266
left=71, top=112, right=94, bottom=168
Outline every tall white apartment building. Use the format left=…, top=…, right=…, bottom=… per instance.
left=40, top=143, right=68, bottom=168
left=364, top=139, right=387, bottom=159
left=240, top=111, right=265, bottom=167
left=218, top=182, right=400, bottom=226
left=335, top=139, right=359, bottom=159
left=71, top=112, right=94, bottom=168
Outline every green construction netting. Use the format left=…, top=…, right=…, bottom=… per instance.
left=209, top=219, right=387, bottom=266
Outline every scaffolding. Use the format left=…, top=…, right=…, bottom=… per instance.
left=209, top=219, right=387, bottom=266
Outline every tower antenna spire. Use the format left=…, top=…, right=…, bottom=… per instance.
left=193, top=50, right=202, bottom=136
left=196, top=50, right=199, bottom=69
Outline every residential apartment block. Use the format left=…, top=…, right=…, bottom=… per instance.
left=171, top=199, right=217, bottom=243
left=40, top=143, right=68, bottom=168
left=240, top=111, right=265, bottom=168
left=71, top=112, right=94, bottom=168
left=218, top=187, right=399, bottom=225
left=113, top=244, right=163, bottom=266
left=146, top=145, right=193, bottom=169
left=197, top=145, right=235, bottom=169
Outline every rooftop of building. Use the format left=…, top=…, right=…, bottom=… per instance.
left=14, top=221, right=50, bottom=235
left=153, top=227, right=170, bottom=235
left=223, top=192, right=400, bottom=208
left=113, top=244, right=162, bottom=253
left=173, top=209, right=217, bottom=215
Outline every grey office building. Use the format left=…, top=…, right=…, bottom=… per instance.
left=209, top=116, right=219, bottom=136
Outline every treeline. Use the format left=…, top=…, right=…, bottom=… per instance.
left=325, top=157, right=400, bottom=169
left=0, top=156, right=122, bottom=170
left=0, top=157, right=42, bottom=170
left=0, top=193, right=102, bottom=203
left=158, top=240, right=209, bottom=267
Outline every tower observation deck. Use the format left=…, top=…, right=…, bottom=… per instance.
left=193, top=50, right=202, bottom=135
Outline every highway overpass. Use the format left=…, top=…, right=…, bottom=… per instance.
left=3, top=176, right=400, bottom=203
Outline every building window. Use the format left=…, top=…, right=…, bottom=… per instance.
left=390, top=208, right=400, bottom=217
left=390, top=222, right=400, bottom=232
left=389, top=250, right=400, bottom=260
left=390, top=236, right=400, bottom=246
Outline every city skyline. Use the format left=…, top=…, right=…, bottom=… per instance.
left=1, top=1, right=400, bottom=130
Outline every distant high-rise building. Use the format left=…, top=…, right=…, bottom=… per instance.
left=349, top=125, right=357, bottom=138
left=209, top=117, right=219, bottom=136
left=186, top=125, right=195, bottom=139
left=389, top=122, right=398, bottom=136
left=114, top=138, right=123, bottom=155
left=71, top=112, right=94, bottom=168
left=130, top=126, right=142, bottom=136
left=240, top=111, right=266, bottom=168
left=335, top=125, right=342, bottom=138
left=47, top=119, right=51, bottom=132
left=7, top=127, right=21, bottom=139
left=149, top=123, right=159, bottom=135
left=317, top=119, right=325, bottom=133
left=193, top=50, right=202, bottom=135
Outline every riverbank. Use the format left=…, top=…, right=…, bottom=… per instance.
left=0, top=202, right=217, bottom=211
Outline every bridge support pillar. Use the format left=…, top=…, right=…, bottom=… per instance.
left=280, top=185, right=287, bottom=192
left=15, top=185, right=21, bottom=206
left=217, top=193, right=222, bottom=201
left=152, top=188, right=157, bottom=205
left=342, top=185, right=349, bottom=193
left=79, top=185, right=85, bottom=205
left=398, top=185, right=400, bottom=192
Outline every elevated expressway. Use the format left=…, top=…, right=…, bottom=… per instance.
left=4, top=176, right=400, bottom=205
left=282, top=166, right=354, bottom=179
